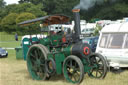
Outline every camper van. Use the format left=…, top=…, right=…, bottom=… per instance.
left=96, top=22, right=128, bottom=68
left=81, top=23, right=96, bottom=36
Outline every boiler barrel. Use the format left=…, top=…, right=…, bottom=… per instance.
left=62, top=43, right=92, bottom=58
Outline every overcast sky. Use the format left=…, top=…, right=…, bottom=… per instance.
left=4, top=0, right=20, bottom=5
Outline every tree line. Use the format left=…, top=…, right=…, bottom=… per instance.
left=0, top=0, right=128, bottom=34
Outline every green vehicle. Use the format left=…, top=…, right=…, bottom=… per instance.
left=18, top=9, right=108, bottom=84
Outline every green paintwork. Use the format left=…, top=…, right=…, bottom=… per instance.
left=81, top=58, right=91, bottom=73
left=40, top=37, right=50, bottom=46
left=55, top=53, right=65, bottom=74
left=22, top=37, right=39, bottom=60
left=15, top=46, right=23, bottom=59
left=62, top=45, right=72, bottom=56
left=22, top=38, right=30, bottom=60
left=47, top=53, right=54, bottom=59
left=47, top=53, right=65, bottom=75
left=40, top=34, right=62, bottom=46
left=50, top=35, right=62, bottom=46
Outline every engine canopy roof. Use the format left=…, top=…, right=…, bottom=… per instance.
left=18, top=14, right=70, bottom=26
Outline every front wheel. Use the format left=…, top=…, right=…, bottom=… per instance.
left=88, top=53, right=107, bottom=79
left=63, top=55, right=84, bottom=84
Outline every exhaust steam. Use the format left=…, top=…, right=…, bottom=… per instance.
left=74, top=0, right=117, bottom=10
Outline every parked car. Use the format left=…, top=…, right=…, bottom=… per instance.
left=82, top=36, right=99, bottom=52
left=0, top=48, right=8, bottom=58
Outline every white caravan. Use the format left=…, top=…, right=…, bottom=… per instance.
left=96, top=22, right=128, bottom=68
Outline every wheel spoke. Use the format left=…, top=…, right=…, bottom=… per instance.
left=34, top=50, right=38, bottom=58
left=76, top=71, right=80, bottom=77
left=98, top=70, right=103, bottom=75
left=91, top=57, right=96, bottom=63
left=30, top=53, right=35, bottom=58
left=39, top=53, right=43, bottom=60
left=70, top=60, right=72, bottom=67
left=72, top=75, right=77, bottom=81
left=37, top=68, right=44, bottom=78
left=99, top=68, right=104, bottom=70
left=74, top=67, right=80, bottom=72
left=66, top=64, right=71, bottom=68
left=90, top=68, right=95, bottom=73
left=32, top=65, right=38, bottom=72
left=40, top=53, right=45, bottom=60
left=37, top=49, right=42, bottom=59
left=31, top=59, right=37, bottom=65
left=74, top=62, right=77, bottom=68
left=68, top=72, right=72, bottom=79
left=97, top=58, right=101, bottom=63
left=98, top=64, right=103, bottom=68
left=40, top=63, right=45, bottom=66
left=96, top=70, right=98, bottom=77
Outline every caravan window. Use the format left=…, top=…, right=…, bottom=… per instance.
left=89, top=28, right=94, bottom=31
left=99, top=33, right=109, bottom=48
left=86, top=29, right=88, bottom=31
left=124, top=34, right=128, bottom=48
left=108, top=33, right=125, bottom=49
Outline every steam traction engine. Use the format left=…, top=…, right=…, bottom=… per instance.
left=19, top=9, right=108, bottom=84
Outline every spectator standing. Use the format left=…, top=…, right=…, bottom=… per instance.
left=15, top=33, right=18, bottom=41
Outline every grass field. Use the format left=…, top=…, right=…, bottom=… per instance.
left=0, top=41, right=21, bottom=48
left=0, top=49, right=128, bottom=85
left=0, top=32, right=22, bottom=41
left=0, top=33, right=128, bottom=85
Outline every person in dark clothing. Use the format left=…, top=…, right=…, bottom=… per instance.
left=15, top=33, right=18, bottom=41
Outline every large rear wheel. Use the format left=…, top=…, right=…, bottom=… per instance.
left=27, top=44, right=49, bottom=80
left=63, top=55, right=84, bottom=84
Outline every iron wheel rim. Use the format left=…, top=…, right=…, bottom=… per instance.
left=63, top=55, right=84, bottom=84
left=88, top=53, right=107, bottom=79
left=27, top=46, right=47, bottom=80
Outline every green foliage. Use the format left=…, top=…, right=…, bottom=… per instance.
left=16, top=12, right=36, bottom=24
left=1, top=13, right=18, bottom=33
left=5, top=3, right=47, bottom=17
left=0, top=0, right=6, bottom=31
left=94, top=24, right=102, bottom=36
left=19, top=0, right=44, bottom=5
left=37, top=0, right=79, bottom=21
left=93, top=2, right=128, bottom=20
left=0, top=2, right=46, bottom=34
left=16, top=12, right=38, bottom=35
left=0, top=0, right=6, bottom=9
left=114, top=3, right=128, bottom=15
left=26, top=4, right=47, bottom=17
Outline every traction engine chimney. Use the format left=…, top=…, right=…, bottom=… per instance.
left=72, top=9, right=81, bottom=42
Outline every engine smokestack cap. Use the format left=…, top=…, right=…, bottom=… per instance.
left=72, top=9, right=80, bottom=12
